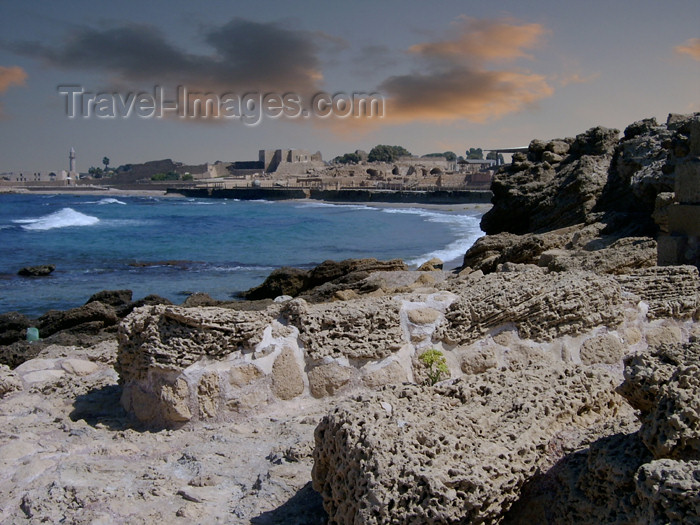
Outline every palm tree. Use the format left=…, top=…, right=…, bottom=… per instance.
left=102, top=157, right=110, bottom=171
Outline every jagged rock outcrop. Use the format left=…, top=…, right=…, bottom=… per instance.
left=0, top=311, right=32, bottom=345
left=482, top=127, right=619, bottom=235
left=461, top=223, right=657, bottom=275
left=37, top=301, right=120, bottom=339
left=241, top=258, right=408, bottom=301
left=481, top=114, right=700, bottom=237
left=312, top=363, right=627, bottom=524
left=436, top=267, right=625, bottom=345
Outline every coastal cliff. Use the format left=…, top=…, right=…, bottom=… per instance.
left=0, top=113, right=698, bottom=524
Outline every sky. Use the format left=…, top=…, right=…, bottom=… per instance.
left=0, top=0, right=699, bottom=173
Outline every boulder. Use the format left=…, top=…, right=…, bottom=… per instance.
left=17, top=265, right=55, bottom=277
left=241, top=267, right=310, bottom=300
left=312, top=363, right=625, bottom=524
left=116, top=305, right=274, bottom=382
left=36, top=301, right=119, bottom=338
left=417, top=258, right=443, bottom=271
left=241, top=258, right=408, bottom=301
left=507, top=340, right=700, bottom=524
left=618, top=341, right=700, bottom=459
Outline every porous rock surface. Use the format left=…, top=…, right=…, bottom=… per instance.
left=504, top=340, right=700, bottom=524
left=283, top=297, right=404, bottom=360
left=312, top=363, right=626, bottom=524
left=618, top=341, right=700, bottom=459
left=436, top=267, right=624, bottom=345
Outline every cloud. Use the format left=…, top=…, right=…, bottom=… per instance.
left=6, top=19, right=323, bottom=93
left=409, top=16, right=547, bottom=66
left=0, top=65, right=27, bottom=118
left=0, top=65, right=27, bottom=92
left=675, top=38, right=700, bottom=61
left=380, top=68, right=553, bottom=123
left=378, top=17, right=553, bottom=124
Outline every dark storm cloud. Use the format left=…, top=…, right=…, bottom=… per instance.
left=5, top=18, right=324, bottom=93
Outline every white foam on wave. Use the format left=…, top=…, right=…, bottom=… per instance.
left=383, top=208, right=484, bottom=267
left=96, top=198, right=127, bottom=205
left=13, top=208, right=100, bottom=231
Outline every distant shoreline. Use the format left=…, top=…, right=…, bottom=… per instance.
left=169, top=186, right=493, bottom=205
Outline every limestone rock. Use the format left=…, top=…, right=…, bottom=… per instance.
left=312, top=363, right=625, bottom=524
left=417, top=258, right=443, bottom=271
left=241, top=267, right=310, bottom=300
left=460, top=345, right=498, bottom=374
left=0, top=364, right=22, bottom=397
left=436, top=268, right=624, bottom=345
left=614, top=265, right=699, bottom=319
left=116, top=305, right=273, bottom=382
left=308, top=362, right=356, bottom=398
left=361, top=360, right=407, bottom=389
left=634, top=459, right=700, bottom=523
left=0, top=311, right=32, bottom=346
left=618, top=341, right=700, bottom=459
left=37, top=301, right=119, bottom=338
left=283, top=298, right=403, bottom=361
left=272, top=346, right=304, bottom=400
left=481, top=127, right=618, bottom=235
left=579, top=334, right=625, bottom=365
left=242, top=258, right=408, bottom=301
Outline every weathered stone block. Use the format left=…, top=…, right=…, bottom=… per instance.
left=308, top=362, right=356, bottom=398
left=668, top=203, right=700, bottom=236
left=657, top=235, right=685, bottom=266
left=361, top=360, right=407, bottom=389
left=674, top=158, right=700, bottom=204
left=689, top=117, right=700, bottom=155
left=580, top=334, right=625, bottom=365
left=271, top=346, right=304, bottom=400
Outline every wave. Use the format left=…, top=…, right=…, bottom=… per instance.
left=207, top=264, right=277, bottom=273
left=96, top=198, right=127, bottom=205
left=394, top=209, right=484, bottom=267
left=13, top=208, right=100, bottom=231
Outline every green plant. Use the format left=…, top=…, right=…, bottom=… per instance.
left=419, top=348, right=449, bottom=386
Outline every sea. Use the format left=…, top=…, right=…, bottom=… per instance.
left=0, top=193, right=486, bottom=318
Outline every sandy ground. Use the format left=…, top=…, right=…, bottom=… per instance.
left=0, top=342, right=331, bottom=524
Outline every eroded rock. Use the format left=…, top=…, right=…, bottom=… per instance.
left=312, top=363, right=625, bottom=524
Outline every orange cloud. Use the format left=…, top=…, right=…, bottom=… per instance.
left=377, top=17, right=553, bottom=124
left=409, top=16, right=548, bottom=65
left=380, top=69, right=553, bottom=123
left=0, top=65, right=27, bottom=93
left=675, top=38, right=700, bottom=61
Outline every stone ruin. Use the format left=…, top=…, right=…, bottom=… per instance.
left=657, top=116, right=700, bottom=268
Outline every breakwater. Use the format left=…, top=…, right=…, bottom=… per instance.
left=168, top=187, right=493, bottom=204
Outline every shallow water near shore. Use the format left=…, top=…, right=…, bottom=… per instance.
left=0, top=193, right=485, bottom=317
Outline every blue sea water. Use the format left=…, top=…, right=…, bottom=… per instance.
left=0, top=193, right=485, bottom=317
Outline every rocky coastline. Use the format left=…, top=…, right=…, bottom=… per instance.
left=1, top=113, right=699, bottom=524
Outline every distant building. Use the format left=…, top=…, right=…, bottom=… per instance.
left=457, top=159, right=496, bottom=174
left=259, top=149, right=324, bottom=174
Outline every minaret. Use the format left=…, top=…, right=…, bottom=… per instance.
left=69, top=147, right=76, bottom=173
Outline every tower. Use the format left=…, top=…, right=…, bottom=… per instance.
left=69, top=147, right=76, bottom=173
